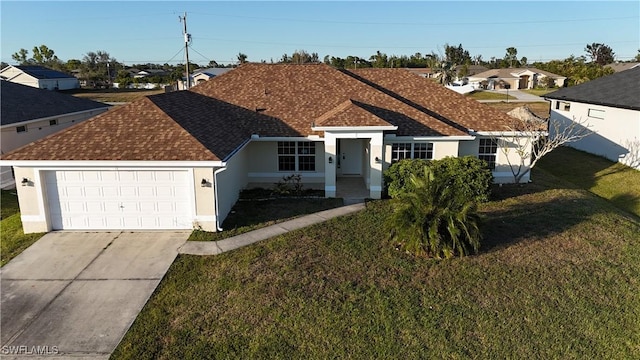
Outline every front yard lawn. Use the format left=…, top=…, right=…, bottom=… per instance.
left=1, top=214, right=45, bottom=267
left=538, top=146, right=640, bottom=217
left=113, top=167, right=640, bottom=359
left=467, top=90, right=517, bottom=101
left=0, top=190, right=46, bottom=266
left=189, top=196, right=344, bottom=242
left=1, top=189, right=20, bottom=220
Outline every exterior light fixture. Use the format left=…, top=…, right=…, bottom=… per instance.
left=375, top=157, right=382, bottom=163
left=328, top=156, right=333, bottom=164
left=21, top=178, right=29, bottom=186
left=201, top=179, right=208, bottom=187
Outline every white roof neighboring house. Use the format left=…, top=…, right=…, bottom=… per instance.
left=0, top=65, right=80, bottom=90
left=545, top=67, right=640, bottom=169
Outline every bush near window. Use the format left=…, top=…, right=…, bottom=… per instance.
left=384, top=156, right=493, bottom=202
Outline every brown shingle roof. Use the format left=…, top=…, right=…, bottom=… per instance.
left=3, top=63, right=517, bottom=161
left=348, top=67, right=517, bottom=132
left=314, top=99, right=393, bottom=127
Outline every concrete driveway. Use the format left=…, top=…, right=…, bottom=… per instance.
left=1, top=231, right=189, bottom=359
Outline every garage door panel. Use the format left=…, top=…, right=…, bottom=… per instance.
left=46, top=170, right=193, bottom=230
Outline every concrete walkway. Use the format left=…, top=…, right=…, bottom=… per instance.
left=1, top=231, right=189, bottom=359
left=477, top=89, right=546, bottom=103
left=180, top=202, right=366, bottom=255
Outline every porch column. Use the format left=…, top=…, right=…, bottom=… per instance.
left=324, top=134, right=337, bottom=197
left=369, top=132, right=384, bottom=199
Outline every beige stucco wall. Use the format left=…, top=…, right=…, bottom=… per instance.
left=245, top=141, right=326, bottom=189
left=192, top=167, right=215, bottom=231
left=550, top=100, right=640, bottom=169
left=12, top=166, right=218, bottom=234
left=13, top=167, right=50, bottom=233
left=215, top=145, right=250, bottom=228
left=458, top=137, right=531, bottom=183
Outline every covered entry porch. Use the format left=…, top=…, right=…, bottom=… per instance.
left=312, top=124, right=397, bottom=200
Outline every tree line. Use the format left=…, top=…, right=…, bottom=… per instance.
left=6, top=42, right=636, bottom=88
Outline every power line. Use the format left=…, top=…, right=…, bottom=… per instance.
left=190, top=12, right=638, bottom=27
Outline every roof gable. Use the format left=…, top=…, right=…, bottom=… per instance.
left=546, top=68, right=640, bottom=110
left=314, top=99, right=393, bottom=127
left=1, top=81, right=109, bottom=125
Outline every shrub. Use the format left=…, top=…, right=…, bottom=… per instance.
left=387, top=166, right=482, bottom=259
left=384, top=156, right=493, bottom=202
left=273, top=174, right=304, bottom=196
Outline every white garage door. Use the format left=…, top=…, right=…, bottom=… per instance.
left=45, top=170, right=192, bottom=230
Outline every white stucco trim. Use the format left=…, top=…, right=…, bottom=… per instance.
left=370, top=185, right=382, bottom=191
left=1, top=160, right=225, bottom=167
left=472, top=131, right=547, bottom=137
left=0, top=108, right=111, bottom=129
left=385, top=135, right=475, bottom=141
left=325, top=186, right=336, bottom=191
left=250, top=136, right=324, bottom=142
left=248, top=172, right=325, bottom=178
left=311, top=125, right=397, bottom=132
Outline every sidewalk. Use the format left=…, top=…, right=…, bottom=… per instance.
left=179, top=202, right=366, bottom=255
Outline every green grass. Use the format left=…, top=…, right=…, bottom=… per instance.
left=113, top=168, right=640, bottom=359
left=538, top=146, right=640, bottom=217
left=1, top=190, right=45, bottom=266
left=189, top=197, right=345, bottom=242
left=1, top=189, right=20, bottom=220
left=467, top=91, right=517, bottom=100
left=1, top=214, right=46, bottom=267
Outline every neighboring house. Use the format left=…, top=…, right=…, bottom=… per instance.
left=134, top=69, right=169, bottom=78
left=192, top=68, right=233, bottom=85
left=0, top=81, right=110, bottom=188
left=468, top=68, right=566, bottom=90
left=545, top=67, right=640, bottom=170
left=0, top=65, right=80, bottom=90
left=605, top=62, right=640, bottom=73
left=404, top=68, right=437, bottom=79
left=2, top=64, right=536, bottom=234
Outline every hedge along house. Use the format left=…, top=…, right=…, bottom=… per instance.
left=1, top=63, right=533, bottom=234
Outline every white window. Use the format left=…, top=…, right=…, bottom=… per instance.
left=478, top=138, right=498, bottom=170
left=16, top=125, right=27, bottom=133
left=555, top=101, right=571, bottom=111
left=278, top=141, right=316, bottom=172
left=391, top=142, right=434, bottom=162
left=588, top=109, right=604, bottom=119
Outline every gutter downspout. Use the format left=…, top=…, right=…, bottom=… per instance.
left=213, top=167, right=227, bottom=231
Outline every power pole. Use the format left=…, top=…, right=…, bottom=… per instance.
left=179, top=12, right=191, bottom=89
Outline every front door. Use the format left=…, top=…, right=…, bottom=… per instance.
left=338, top=139, right=362, bottom=176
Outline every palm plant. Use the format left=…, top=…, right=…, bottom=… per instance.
left=387, top=166, right=481, bottom=259
left=435, top=60, right=457, bottom=85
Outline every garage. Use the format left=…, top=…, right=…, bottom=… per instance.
left=45, top=170, right=193, bottom=230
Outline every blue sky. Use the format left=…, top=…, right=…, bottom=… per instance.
left=1, top=1, right=638, bottom=67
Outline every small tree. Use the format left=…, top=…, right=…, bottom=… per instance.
left=490, top=115, right=593, bottom=184
left=387, top=166, right=482, bottom=259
